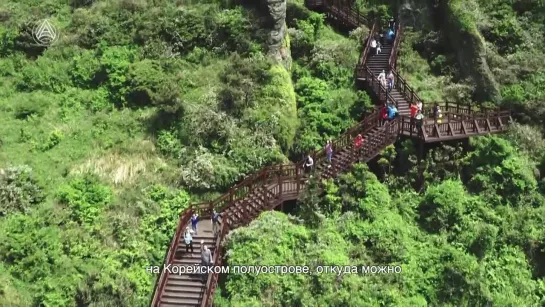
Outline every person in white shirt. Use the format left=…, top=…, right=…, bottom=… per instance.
left=378, top=70, right=386, bottom=88
left=387, top=71, right=394, bottom=91
left=376, top=42, right=381, bottom=54
left=416, top=101, right=422, bottom=112
left=370, top=38, right=377, bottom=56
left=304, top=155, right=313, bottom=175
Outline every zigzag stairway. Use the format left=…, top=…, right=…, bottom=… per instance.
left=150, top=1, right=512, bottom=306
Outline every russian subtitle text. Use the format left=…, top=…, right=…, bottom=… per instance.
left=145, top=264, right=402, bottom=275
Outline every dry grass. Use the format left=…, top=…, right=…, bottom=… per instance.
left=70, top=140, right=167, bottom=186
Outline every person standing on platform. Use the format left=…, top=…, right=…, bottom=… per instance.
left=415, top=110, right=425, bottom=136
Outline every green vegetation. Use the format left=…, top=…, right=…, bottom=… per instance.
left=1, top=0, right=544, bottom=306
left=216, top=135, right=545, bottom=305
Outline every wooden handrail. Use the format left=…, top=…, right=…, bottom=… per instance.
left=201, top=220, right=229, bottom=307
left=388, top=21, right=402, bottom=70
left=358, top=20, right=378, bottom=67
left=150, top=207, right=194, bottom=307
left=398, top=110, right=512, bottom=140
left=323, top=0, right=369, bottom=27
left=383, top=22, right=426, bottom=111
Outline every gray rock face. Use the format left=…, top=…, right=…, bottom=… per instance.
left=265, top=0, right=291, bottom=67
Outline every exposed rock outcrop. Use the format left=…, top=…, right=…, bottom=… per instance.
left=264, top=0, right=291, bottom=69
left=437, top=0, right=502, bottom=103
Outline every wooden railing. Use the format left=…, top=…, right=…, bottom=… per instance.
left=399, top=111, right=512, bottom=140
left=358, top=20, right=378, bottom=67
left=422, top=113, right=512, bottom=140
left=322, top=0, right=369, bottom=27
left=384, top=22, right=427, bottom=111
left=388, top=22, right=402, bottom=70
left=201, top=220, right=229, bottom=307
left=150, top=207, right=196, bottom=307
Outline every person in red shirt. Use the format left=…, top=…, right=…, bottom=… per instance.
left=353, top=134, right=364, bottom=162
left=354, top=134, right=363, bottom=149
left=381, top=104, right=388, bottom=126
left=410, top=103, right=418, bottom=118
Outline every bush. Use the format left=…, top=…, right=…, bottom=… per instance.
left=41, top=129, right=64, bottom=151
left=126, top=59, right=182, bottom=109
left=13, top=94, right=49, bottom=119
left=219, top=54, right=273, bottom=116
left=70, top=49, right=101, bottom=88
left=179, top=146, right=240, bottom=190
left=156, top=129, right=182, bottom=158
left=17, top=57, right=72, bottom=93
left=0, top=165, right=44, bottom=216
left=57, top=175, right=112, bottom=225
left=98, top=46, right=138, bottom=105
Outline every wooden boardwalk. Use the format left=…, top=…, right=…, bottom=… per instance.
left=150, top=1, right=512, bottom=306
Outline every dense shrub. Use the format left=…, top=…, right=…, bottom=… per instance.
left=0, top=165, right=44, bottom=216
left=57, top=175, right=112, bottom=225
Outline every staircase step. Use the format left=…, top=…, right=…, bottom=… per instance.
left=165, top=285, right=204, bottom=293
left=163, top=291, right=203, bottom=299
left=160, top=298, right=200, bottom=306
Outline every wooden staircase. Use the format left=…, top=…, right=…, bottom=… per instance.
left=150, top=1, right=512, bottom=306
left=159, top=222, right=215, bottom=307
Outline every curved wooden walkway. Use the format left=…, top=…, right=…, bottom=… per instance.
left=151, top=1, right=512, bottom=306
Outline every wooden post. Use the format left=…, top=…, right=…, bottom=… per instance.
left=295, top=166, right=300, bottom=194
left=278, top=164, right=283, bottom=199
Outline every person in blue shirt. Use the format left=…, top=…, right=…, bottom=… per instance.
left=191, top=213, right=198, bottom=235
left=387, top=28, right=395, bottom=41
left=387, top=104, right=398, bottom=120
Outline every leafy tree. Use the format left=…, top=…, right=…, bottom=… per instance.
left=0, top=165, right=44, bottom=216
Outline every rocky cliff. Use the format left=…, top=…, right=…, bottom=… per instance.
left=438, top=0, right=502, bottom=103
left=264, top=0, right=291, bottom=69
